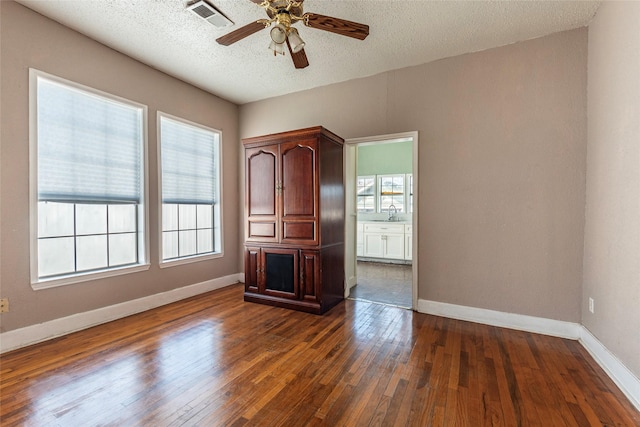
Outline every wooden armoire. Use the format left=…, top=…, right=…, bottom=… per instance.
left=243, top=126, right=345, bottom=314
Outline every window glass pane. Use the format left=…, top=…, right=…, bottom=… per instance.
left=197, top=229, right=213, bottom=254
left=357, top=177, right=374, bottom=196
left=357, top=195, right=375, bottom=213
left=38, top=237, right=75, bottom=277
left=109, top=204, right=136, bottom=233
left=38, top=202, right=74, bottom=238
left=196, top=204, right=213, bottom=228
left=163, top=231, right=178, bottom=260
left=163, top=204, right=178, bottom=231
left=76, top=235, right=108, bottom=271
left=179, top=230, right=197, bottom=257
left=380, top=177, right=394, bottom=194
left=76, top=204, right=107, bottom=235
left=109, top=233, right=137, bottom=266
left=178, top=204, right=197, bottom=230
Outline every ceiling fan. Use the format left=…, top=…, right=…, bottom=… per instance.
left=216, top=0, right=369, bottom=69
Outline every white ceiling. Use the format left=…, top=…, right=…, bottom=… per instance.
left=16, top=0, right=600, bottom=105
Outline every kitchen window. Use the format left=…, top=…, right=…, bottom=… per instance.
left=379, top=174, right=405, bottom=213
left=357, top=173, right=412, bottom=214
left=357, top=175, right=376, bottom=213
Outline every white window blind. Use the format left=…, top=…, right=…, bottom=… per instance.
left=160, top=116, right=219, bottom=204
left=37, top=77, right=143, bottom=203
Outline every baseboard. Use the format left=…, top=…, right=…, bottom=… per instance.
left=417, top=298, right=640, bottom=412
left=0, top=273, right=242, bottom=354
left=417, top=299, right=581, bottom=339
left=579, top=326, right=640, bottom=411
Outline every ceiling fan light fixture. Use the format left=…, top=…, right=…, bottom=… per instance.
left=268, top=39, right=285, bottom=56
left=270, top=24, right=287, bottom=44
left=288, top=28, right=305, bottom=54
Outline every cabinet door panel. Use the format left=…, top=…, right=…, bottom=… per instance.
left=248, top=222, right=276, bottom=239
left=283, top=221, right=315, bottom=241
left=364, top=233, right=384, bottom=258
left=300, top=250, right=319, bottom=302
left=263, top=248, right=299, bottom=299
left=405, top=235, right=412, bottom=260
left=281, top=140, right=316, bottom=217
left=247, top=147, right=277, bottom=216
left=384, top=234, right=405, bottom=259
left=244, top=247, right=260, bottom=293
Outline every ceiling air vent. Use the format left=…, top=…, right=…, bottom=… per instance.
left=187, top=1, right=234, bottom=28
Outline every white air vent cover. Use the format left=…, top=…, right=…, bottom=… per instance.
left=187, top=1, right=233, bottom=28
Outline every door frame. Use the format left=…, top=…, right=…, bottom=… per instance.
left=344, top=131, right=419, bottom=310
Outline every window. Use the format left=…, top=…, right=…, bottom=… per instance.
left=379, top=174, right=405, bottom=213
left=357, top=176, right=376, bottom=213
left=159, top=114, right=222, bottom=264
left=357, top=173, right=412, bottom=215
left=31, top=70, right=148, bottom=287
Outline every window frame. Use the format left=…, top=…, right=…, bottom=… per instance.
left=29, top=69, right=150, bottom=290
left=157, top=112, right=224, bottom=268
left=356, top=175, right=377, bottom=213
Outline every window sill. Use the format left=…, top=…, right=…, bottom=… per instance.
left=31, top=263, right=151, bottom=290
left=159, top=252, right=223, bottom=269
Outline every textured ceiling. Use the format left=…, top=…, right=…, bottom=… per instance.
left=16, top=0, right=600, bottom=105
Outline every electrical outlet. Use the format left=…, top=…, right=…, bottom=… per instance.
left=0, top=298, right=8, bottom=313
left=588, top=297, right=594, bottom=314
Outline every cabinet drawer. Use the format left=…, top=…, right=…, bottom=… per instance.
left=364, top=223, right=404, bottom=234
left=404, top=225, right=412, bottom=234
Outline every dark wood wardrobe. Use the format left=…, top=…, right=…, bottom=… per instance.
left=242, top=126, right=345, bottom=314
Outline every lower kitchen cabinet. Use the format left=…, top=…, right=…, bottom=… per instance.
left=404, top=224, right=413, bottom=261
left=362, top=223, right=405, bottom=260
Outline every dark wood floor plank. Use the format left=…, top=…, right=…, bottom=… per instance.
left=1, top=284, right=639, bottom=426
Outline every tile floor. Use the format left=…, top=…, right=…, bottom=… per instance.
left=348, top=261, right=413, bottom=308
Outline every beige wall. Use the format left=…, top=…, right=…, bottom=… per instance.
left=241, top=28, right=588, bottom=322
left=0, top=2, right=240, bottom=332
left=584, top=2, right=640, bottom=378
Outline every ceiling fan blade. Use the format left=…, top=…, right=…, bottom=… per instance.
left=286, top=38, right=309, bottom=69
left=305, top=13, right=369, bottom=40
left=216, top=21, right=266, bottom=46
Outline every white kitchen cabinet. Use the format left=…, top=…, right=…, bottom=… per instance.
left=356, top=223, right=364, bottom=257
left=384, top=233, right=405, bottom=259
left=404, top=224, right=412, bottom=261
left=363, top=223, right=405, bottom=260
left=363, top=233, right=384, bottom=258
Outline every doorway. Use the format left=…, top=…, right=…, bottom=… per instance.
left=344, top=132, right=418, bottom=309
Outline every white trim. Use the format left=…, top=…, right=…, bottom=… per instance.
left=345, top=131, right=419, bottom=310
left=32, top=263, right=151, bottom=290
left=579, top=326, right=640, bottom=411
left=1, top=273, right=242, bottom=354
left=418, top=299, right=581, bottom=339
left=417, top=298, right=640, bottom=411
left=159, top=252, right=224, bottom=269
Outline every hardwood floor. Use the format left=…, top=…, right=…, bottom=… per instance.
left=1, top=284, right=638, bottom=426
